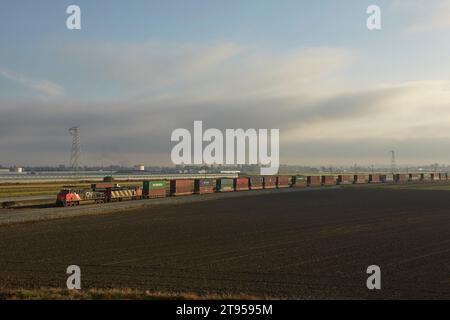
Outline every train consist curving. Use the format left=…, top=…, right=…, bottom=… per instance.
left=56, top=172, right=448, bottom=207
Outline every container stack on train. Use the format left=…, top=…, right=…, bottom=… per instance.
left=263, top=176, right=277, bottom=189
left=234, top=177, right=250, bottom=191
left=337, top=175, right=353, bottom=185
left=353, top=175, right=367, bottom=184
left=321, top=175, right=336, bottom=186
left=276, top=176, right=291, bottom=188
left=380, top=174, right=395, bottom=183
left=170, top=179, right=195, bottom=196
left=248, top=176, right=264, bottom=190
left=369, top=174, right=381, bottom=183
left=431, top=173, right=440, bottom=181
left=195, top=179, right=215, bottom=194
left=143, top=180, right=167, bottom=198
left=216, top=178, right=234, bottom=192
left=292, top=175, right=307, bottom=187
left=307, top=176, right=321, bottom=187
left=394, top=174, right=409, bottom=183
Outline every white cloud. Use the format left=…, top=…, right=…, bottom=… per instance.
left=2, top=40, right=450, bottom=166
left=283, top=80, right=450, bottom=143
left=0, top=67, right=65, bottom=97
left=57, top=41, right=353, bottom=100
left=405, top=1, right=450, bottom=33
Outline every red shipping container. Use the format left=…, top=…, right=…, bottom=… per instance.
left=263, top=176, right=277, bottom=189
left=395, top=174, right=408, bottom=183
left=146, top=189, right=166, bottom=198
left=354, top=175, right=367, bottom=184
left=249, top=176, right=264, bottom=190
left=308, top=176, right=321, bottom=187
left=91, top=183, right=114, bottom=190
left=369, top=174, right=381, bottom=183
left=321, top=175, right=336, bottom=186
left=170, top=179, right=194, bottom=196
left=194, top=179, right=215, bottom=194
left=234, top=178, right=249, bottom=191
left=276, top=176, right=291, bottom=188
left=337, top=175, right=353, bottom=185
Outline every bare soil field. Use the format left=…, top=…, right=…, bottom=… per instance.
left=0, top=187, right=449, bottom=299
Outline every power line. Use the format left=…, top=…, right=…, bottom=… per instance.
left=69, top=126, right=81, bottom=172
left=390, top=150, right=396, bottom=174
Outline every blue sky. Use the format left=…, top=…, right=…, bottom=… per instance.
left=1, top=1, right=450, bottom=166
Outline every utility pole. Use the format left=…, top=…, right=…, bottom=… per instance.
left=390, top=150, right=396, bottom=174
left=69, top=127, right=81, bottom=173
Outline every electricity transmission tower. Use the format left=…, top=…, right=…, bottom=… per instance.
left=69, top=127, right=81, bottom=172
left=390, top=150, right=396, bottom=174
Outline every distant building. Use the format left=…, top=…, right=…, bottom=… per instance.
left=134, top=164, right=145, bottom=171
left=13, top=167, right=24, bottom=173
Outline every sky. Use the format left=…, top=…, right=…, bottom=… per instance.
left=1, top=0, right=450, bottom=167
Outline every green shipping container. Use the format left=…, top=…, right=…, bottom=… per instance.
left=216, top=178, right=234, bottom=191
left=143, top=180, right=167, bottom=191
left=294, top=175, right=307, bottom=182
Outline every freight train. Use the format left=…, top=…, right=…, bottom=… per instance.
left=55, top=173, right=449, bottom=207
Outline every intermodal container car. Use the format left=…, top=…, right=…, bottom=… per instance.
left=91, top=183, right=115, bottom=190
left=394, top=174, right=409, bottom=183
left=170, top=179, right=195, bottom=196
left=380, top=174, right=395, bottom=183
left=234, top=177, right=250, bottom=191
left=307, top=176, right=321, bottom=187
left=248, top=176, right=263, bottom=190
left=369, top=174, right=381, bottom=183
left=143, top=180, right=167, bottom=198
left=194, top=179, right=215, bottom=194
left=216, top=178, right=234, bottom=192
left=276, top=176, right=291, bottom=188
left=321, top=175, right=336, bottom=186
left=263, top=176, right=277, bottom=189
left=439, top=173, right=448, bottom=181
left=292, top=175, right=307, bottom=187
left=421, top=173, right=431, bottom=181
left=337, top=175, right=353, bottom=185
left=353, top=175, right=367, bottom=184
left=409, top=174, right=421, bottom=182
left=431, top=173, right=440, bottom=181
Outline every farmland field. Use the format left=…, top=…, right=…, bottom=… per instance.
left=0, top=187, right=449, bottom=299
left=0, top=181, right=145, bottom=199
